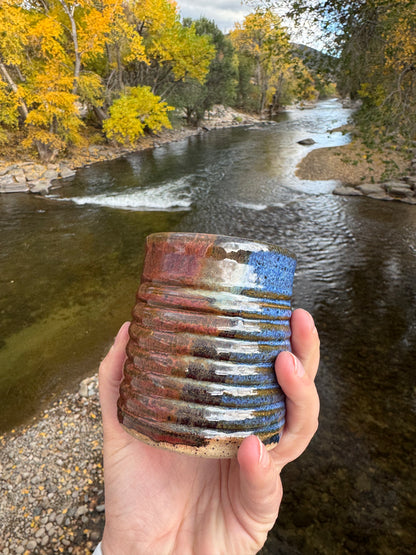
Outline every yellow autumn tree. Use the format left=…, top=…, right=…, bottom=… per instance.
left=20, top=9, right=82, bottom=159
left=0, top=0, right=215, bottom=160
left=0, top=1, right=32, bottom=124
left=121, top=0, right=215, bottom=95
left=103, top=85, right=173, bottom=144
left=230, top=9, right=293, bottom=113
left=0, top=0, right=124, bottom=159
left=0, top=80, right=19, bottom=144
left=0, top=0, right=109, bottom=159
left=370, top=0, right=416, bottom=140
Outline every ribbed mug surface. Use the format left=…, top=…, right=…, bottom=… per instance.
left=117, top=232, right=297, bottom=458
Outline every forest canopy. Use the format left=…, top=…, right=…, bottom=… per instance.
left=0, top=1, right=334, bottom=161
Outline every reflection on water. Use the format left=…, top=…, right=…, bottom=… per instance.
left=1, top=100, right=415, bottom=552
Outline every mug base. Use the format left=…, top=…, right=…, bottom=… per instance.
left=121, top=424, right=278, bottom=459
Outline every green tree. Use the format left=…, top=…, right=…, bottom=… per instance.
left=191, top=18, right=238, bottom=108
left=272, top=0, right=416, bottom=143
left=170, top=18, right=238, bottom=126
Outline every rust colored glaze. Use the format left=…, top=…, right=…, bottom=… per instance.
left=117, top=232, right=297, bottom=458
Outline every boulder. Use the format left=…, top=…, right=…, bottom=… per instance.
left=24, top=167, right=45, bottom=181
left=0, top=164, right=17, bottom=176
left=10, top=168, right=27, bottom=184
left=42, top=169, right=59, bottom=180
left=297, top=138, right=316, bottom=145
left=333, top=185, right=363, bottom=196
left=33, top=164, right=47, bottom=172
left=366, top=192, right=392, bottom=201
left=59, top=166, right=76, bottom=179
left=384, top=181, right=415, bottom=198
left=357, top=183, right=385, bottom=195
left=0, top=173, right=29, bottom=192
left=0, top=174, right=15, bottom=187
left=401, top=176, right=416, bottom=188
left=29, top=179, right=51, bottom=193
left=0, top=181, right=29, bottom=193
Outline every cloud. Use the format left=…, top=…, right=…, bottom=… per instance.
left=176, top=0, right=250, bottom=32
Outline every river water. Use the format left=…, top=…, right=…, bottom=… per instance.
left=1, top=99, right=415, bottom=552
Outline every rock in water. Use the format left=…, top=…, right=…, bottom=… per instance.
left=297, top=138, right=316, bottom=145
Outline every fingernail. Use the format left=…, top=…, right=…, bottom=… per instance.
left=116, top=322, right=130, bottom=340
left=288, top=351, right=305, bottom=378
left=306, top=310, right=317, bottom=333
left=257, top=436, right=265, bottom=465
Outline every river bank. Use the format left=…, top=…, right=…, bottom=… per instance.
left=0, top=106, right=260, bottom=194
left=296, top=138, right=416, bottom=204
left=3, top=103, right=415, bottom=204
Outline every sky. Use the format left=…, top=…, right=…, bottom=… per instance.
left=176, top=0, right=251, bottom=33
left=175, top=0, right=325, bottom=49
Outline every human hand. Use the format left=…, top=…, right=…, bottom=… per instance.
left=98, top=308, right=320, bottom=555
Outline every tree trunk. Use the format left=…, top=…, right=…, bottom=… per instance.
left=34, top=141, right=59, bottom=163
left=93, top=105, right=108, bottom=125
left=116, top=46, right=124, bottom=90
left=0, top=61, right=29, bottom=120
left=57, top=0, right=81, bottom=94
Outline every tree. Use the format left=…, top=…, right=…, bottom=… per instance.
left=231, top=8, right=314, bottom=115
left=0, top=1, right=33, bottom=123
left=359, top=1, right=416, bottom=143
left=0, top=0, right=215, bottom=159
left=115, top=0, right=215, bottom=97
left=0, top=0, right=115, bottom=159
left=268, top=0, right=416, bottom=143
left=0, top=79, right=19, bottom=144
left=170, top=18, right=238, bottom=126
left=190, top=18, right=238, bottom=108
left=277, top=56, right=318, bottom=107
left=103, top=85, right=173, bottom=144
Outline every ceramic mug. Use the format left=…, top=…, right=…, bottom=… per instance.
left=117, top=232, right=297, bottom=458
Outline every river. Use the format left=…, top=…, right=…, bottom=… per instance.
left=1, top=99, right=415, bottom=552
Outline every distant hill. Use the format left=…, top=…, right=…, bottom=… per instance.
left=292, top=43, right=337, bottom=80
left=292, top=43, right=338, bottom=97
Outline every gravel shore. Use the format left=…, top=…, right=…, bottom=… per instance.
left=0, top=375, right=104, bottom=555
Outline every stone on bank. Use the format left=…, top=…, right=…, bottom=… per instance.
left=0, top=162, right=76, bottom=194
left=333, top=179, right=416, bottom=204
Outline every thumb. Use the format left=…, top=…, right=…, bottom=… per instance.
left=237, top=435, right=282, bottom=528
left=99, top=322, right=130, bottom=435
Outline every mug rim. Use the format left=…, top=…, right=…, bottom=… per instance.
left=146, top=232, right=296, bottom=260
